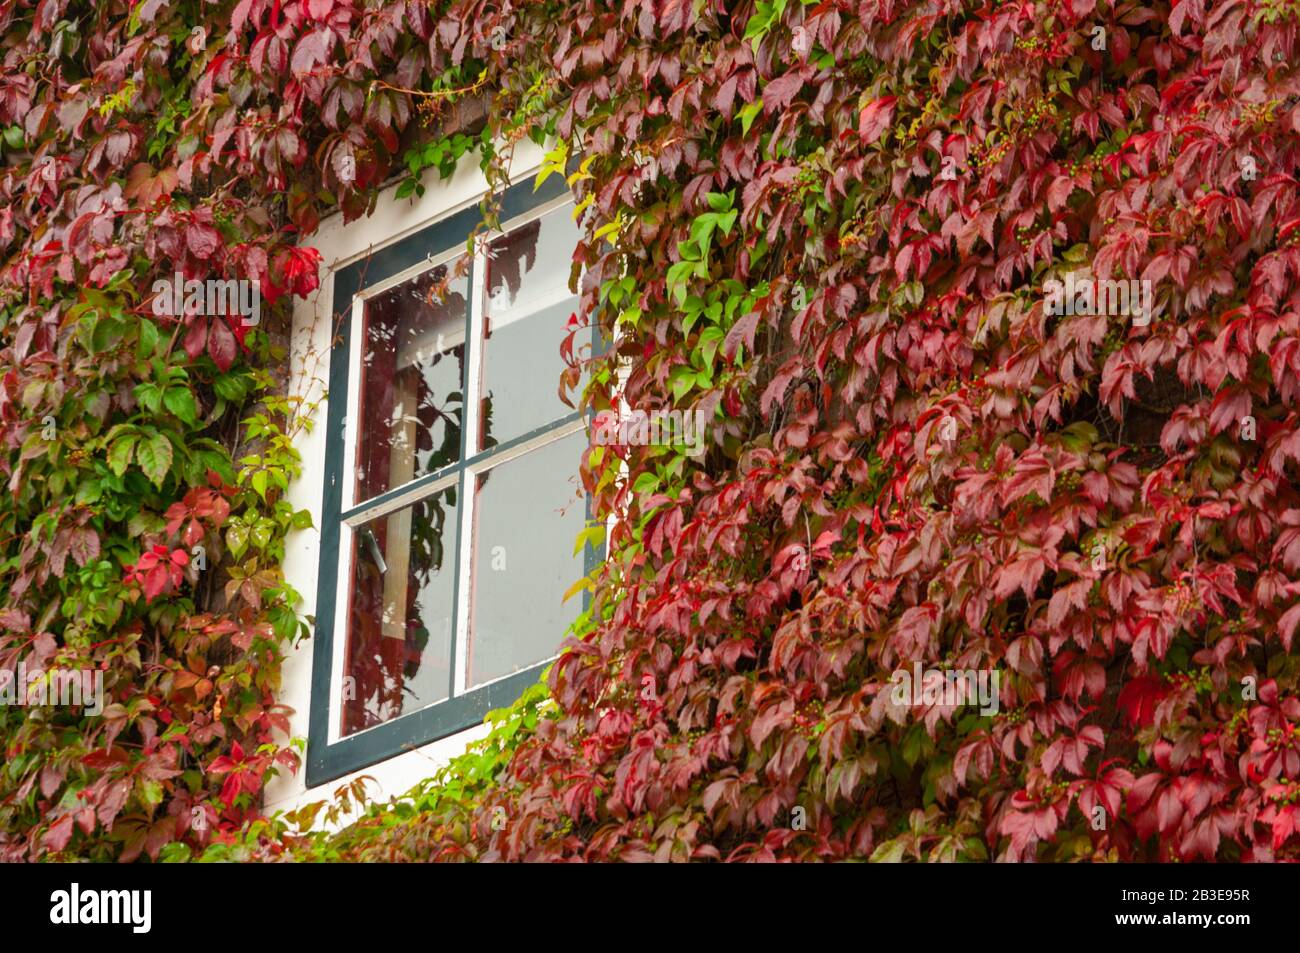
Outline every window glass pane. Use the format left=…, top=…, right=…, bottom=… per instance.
left=355, top=263, right=468, bottom=504
left=481, top=205, right=583, bottom=450
left=341, top=488, right=458, bottom=736
left=467, top=432, right=587, bottom=688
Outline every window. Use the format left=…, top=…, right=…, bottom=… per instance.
left=307, top=175, right=598, bottom=785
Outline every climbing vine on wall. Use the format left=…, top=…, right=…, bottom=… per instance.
left=2, top=0, right=1300, bottom=863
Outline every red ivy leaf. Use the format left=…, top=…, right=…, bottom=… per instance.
left=858, top=96, right=896, bottom=145
left=207, top=318, right=238, bottom=372
left=42, top=815, right=75, bottom=853
left=1118, top=675, right=1169, bottom=729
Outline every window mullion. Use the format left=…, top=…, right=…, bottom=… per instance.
left=326, top=518, right=354, bottom=746
left=340, top=469, right=460, bottom=526
left=340, top=295, right=365, bottom=514
left=450, top=246, right=487, bottom=698
left=324, top=293, right=368, bottom=744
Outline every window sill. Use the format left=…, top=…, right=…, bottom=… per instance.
left=305, top=661, right=548, bottom=787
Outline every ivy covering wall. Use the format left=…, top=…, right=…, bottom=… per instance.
left=1, top=0, right=1298, bottom=862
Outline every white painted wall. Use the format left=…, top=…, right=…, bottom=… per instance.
left=263, top=139, right=550, bottom=828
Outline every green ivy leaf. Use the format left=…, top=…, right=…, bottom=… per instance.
left=250, top=518, right=274, bottom=551
left=212, top=371, right=253, bottom=402
left=91, top=316, right=125, bottom=355
left=136, top=433, right=173, bottom=488
left=135, top=382, right=163, bottom=414
left=107, top=435, right=137, bottom=477
left=227, top=522, right=250, bottom=559
left=870, top=840, right=907, bottom=863
left=136, top=318, right=160, bottom=359
left=670, top=368, right=695, bottom=401
left=163, top=387, right=199, bottom=425
left=138, top=778, right=164, bottom=808
left=699, top=325, right=725, bottom=369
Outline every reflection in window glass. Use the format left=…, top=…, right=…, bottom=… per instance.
left=481, top=205, right=582, bottom=449
left=356, top=264, right=468, bottom=504
left=330, top=195, right=592, bottom=760
left=342, top=488, right=458, bottom=736
left=467, top=432, right=586, bottom=688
